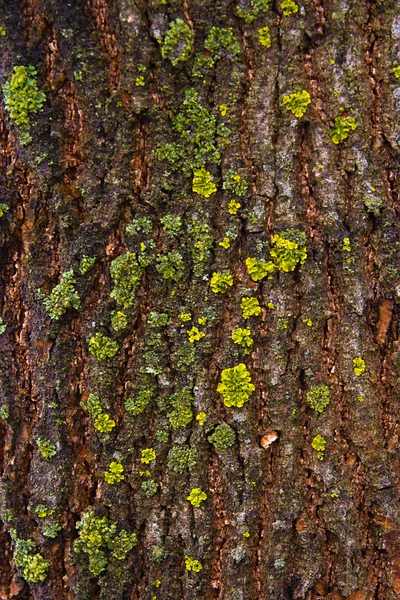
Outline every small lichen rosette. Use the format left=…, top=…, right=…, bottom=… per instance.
left=217, top=363, right=255, bottom=408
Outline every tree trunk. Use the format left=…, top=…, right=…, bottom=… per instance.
left=1, top=0, right=400, bottom=598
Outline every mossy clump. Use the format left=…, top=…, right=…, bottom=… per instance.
left=79, top=255, right=96, bottom=275
left=111, top=310, right=128, bottom=332
left=43, top=270, right=80, bottom=320
left=210, top=271, right=233, bottom=293
left=36, top=438, right=56, bottom=459
left=237, top=0, right=270, bottom=23
left=125, top=387, right=152, bottom=416
left=74, top=510, right=137, bottom=575
left=161, top=19, right=193, bottom=66
left=204, top=27, right=241, bottom=59
left=306, top=385, right=330, bottom=414
left=167, top=445, right=197, bottom=474
left=231, top=328, right=254, bottom=354
left=10, top=529, right=50, bottom=583
left=208, top=423, right=236, bottom=451
left=160, top=214, right=182, bottom=236
left=110, top=252, right=143, bottom=309
left=330, top=116, right=357, bottom=144
left=0, top=203, right=9, bottom=218
left=217, top=364, right=255, bottom=408
left=88, top=333, right=118, bottom=360
left=3, top=65, right=46, bottom=126
left=167, top=387, right=193, bottom=430
left=241, top=297, right=261, bottom=319
left=223, top=170, right=248, bottom=197
left=156, top=251, right=184, bottom=281
left=282, top=90, right=310, bottom=118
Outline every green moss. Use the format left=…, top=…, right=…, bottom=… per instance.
left=330, top=116, right=357, bottom=144
left=0, top=318, right=6, bottom=334
left=125, top=387, right=152, bottom=416
left=148, top=312, right=171, bottom=328
left=246, top=257, right=275, bottom=281
left=173, top=88, right=229, bottom=171
left=282, top=90, right=311, bottom=118
left=141, top=448, right=156, bottom=464
left=110, top=252, right=143, bottom=308
left=81, top=393, right=102, bottom=417
left=89, top=333, right=118, bottom=360
left=167, top=388, right=194, bottom=429
left=36, top=438, right=57, bottom=459
left=156, top=251, right=184, bottom=281
left=270, top=230, right=307, bottom=272
left=94, top=413, right=116, bottom=433
left=141, top=479, right=159, bottom=497
left=74, top=510, right=136, bottom=575
left=187, top=488, right=207, bottom=507
left=223, top=170, right=248, bottom=196
left=188, top=220, right=214, bottom=276
left=126, top=217, right=153, bottom=236
left=161, top=19, right=193, bottom=66
left=353, top=357, right=366, bottom=376
left=311, top=434, right=326, bottom=460
left=111, top=310, right=128, bottom=332
left=167, top=445, right=197, bottom=473
left=210, top=271, right=233, bottom=293
left=3, top=66, right=46, bottom=126
left=43, top=270, right=80, bottom=320
left=306, top=385, right=330, bottom=414
left=258, top=26, right=271, bottom=47
left=10, top=529, right=50, bottom=583
left=104, top=461, right=124, bottom=484
left=231, top=328, right=254, bottom=353
left=42, top=523, right=61, bottom=538
left=192, top=168, right=217, bottom=197
left=185, top=555, right=203, bottom=572
left=187, top=326, right=205, bottom=342
left=160, top=214, right=182, bottom=236
left=204, top=27, right=241, bottom=59
left=241, top=297, right=261, bottom=319
left=79, top=255, right=96, bottom=275
left=208, top=423, right=236, bottom=451
left=217, top=364, right=255, bottom=408
left=156, top=429, right=169, bottom=443
left=0, top=203, right=9, bottom=218
left=237, top=0, right=270, bottom=23
left=280, top=0, right=298, bottom=15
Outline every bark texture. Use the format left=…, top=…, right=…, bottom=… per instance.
left=1, top=0, right=400, bottom=598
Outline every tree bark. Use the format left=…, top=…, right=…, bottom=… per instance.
left=1, top=0, right=400, bottom=598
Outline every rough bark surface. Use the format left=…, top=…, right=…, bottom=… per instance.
left=1, top=0, right=400, bottom=599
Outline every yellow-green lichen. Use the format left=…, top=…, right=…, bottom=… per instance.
left=217, top=363, right=255, bottom=408
left=3, top=66, right=46, bottom=127
left=306, top=385, right=330, bottom=414
left=231, top=328, right=254, bottom=354
left=210, top=271, right=233, bottom=293
left=161, top=19, right=193, bottom=66
left=353, top=357, right=366, bottom=376
left=104, top=462, right=124, bottom=484
left=187, top=488, right=207, bottom=507
left=311, top=434, right=326, bottom=460
left=330, top=116, right=357, bottom=144
left=208, top=423, right=236, bottom=451
left=185, top=555, right=203, bottom=572
left=192, top=168, right=217, bottom=197
left=282, top=90, right=310, bottom=118
left=241, top=297, right=261, bottom=319
left=89, top=333, right=118, bottom=360
left=258, top=26, right=271, bottom=47
left=43, top=270, right=80, bottom=320
left=141, top=448, right=156, bottom=464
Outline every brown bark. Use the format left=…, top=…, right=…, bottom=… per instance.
left=0, top=0, right=400, bottom=598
